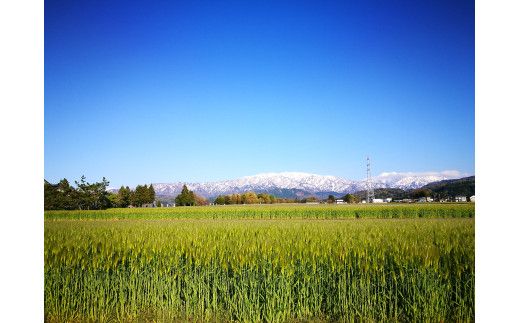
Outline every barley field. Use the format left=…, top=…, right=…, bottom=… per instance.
left=45, top=204, right=474, bottom=322
left=45, top=203, right=474, bottom=220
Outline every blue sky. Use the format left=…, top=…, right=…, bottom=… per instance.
left=45, top=0, right=474, bottom=187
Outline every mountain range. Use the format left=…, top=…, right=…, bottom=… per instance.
left=146, top=171, right=471, bottom=200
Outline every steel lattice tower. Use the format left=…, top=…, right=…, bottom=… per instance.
left=366, top=156, right=375, bottom=203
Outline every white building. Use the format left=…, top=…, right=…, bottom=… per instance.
left=470, top=195, right=475, bottom=202
left=455, top=196, right=467, bottom=202
left=385, top=198, right=392, bottom=203
left=372, top=199, right=384, bottom=203
left=335, top=199, right=345, bottom=204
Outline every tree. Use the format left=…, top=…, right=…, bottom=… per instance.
left=222, top=195, right=229, bottom=205
left=342, top=194, right=359, bottom=204
left=55, top=179, right=77, bottom=209
left=258, top=193, right=275, bottom=204
left=242, top=192, right=259, bottom=204
left=44, top=180, right=59, bottom=210
left=175, top=185, right=196, bottom=206
left=91, top=177, right=110, bottom=210
left=327, top=195, right=336, bottom=204
left=302, top=196, right=318, bottom=203
left=74, top=175, right=90, bottom=210
left=194, top=194, right=208, bottom=206
left=412, top=189, right=432, bottom=199
left=141, top=184, right=150, bottom=204
left=132, top=184, right=151, bottom=207
left=148, top=184, right=156, bottom=204
left=72, top=176, right=110, bottom=210
left=117, top=186, right=131, bottom=208
left=107, top=193, right=120, bottom=207
left=129, top=189, right=137, bottom=207
left=45, top=177, right=110, bottom=210
left=214, top=195, right=226, bottom=205
left=229, top=194, right=242, bottom=205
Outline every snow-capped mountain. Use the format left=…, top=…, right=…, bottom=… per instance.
left=150, top=171, right=469, bottom=199
left=372, top=170, right=468, bottom=190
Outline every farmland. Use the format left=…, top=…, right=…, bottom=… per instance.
left=45, top=204, right=474, bottom=322
left=45, top=203, right=474, bottom=220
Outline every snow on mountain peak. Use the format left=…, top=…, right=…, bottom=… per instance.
left=373, top=170, right=467, bottom=189
left=151, top=171, right=470, bottom=198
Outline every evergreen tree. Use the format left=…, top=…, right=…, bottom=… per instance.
left=44, top=176, right=110, bottom=210
left=175, top=185, right=195, bottom=206
left=148, top=184, right=156, bottom=204
left=117, top=186, right=131, bottom=208
left=44, top=180, right=58, bottom=210
left=214, top=195, right=226, bottom=205
left=133, top=185, right=148, bottom=207
left=107, top=193, right=120, bottom=207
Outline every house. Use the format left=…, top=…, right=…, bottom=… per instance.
left=372, top=199, right=384, bottom=203
left=470, top=195, right=475, bottom=202
left=418, top=197, right=434, bottom=203
left=385, top=198, right=392, bottom=203
left=455, top=196, right=467, bottom=202
left=335, top=199, right=345, bottom=204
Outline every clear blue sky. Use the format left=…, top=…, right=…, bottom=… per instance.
left=45, top=0, right=474, bottom=187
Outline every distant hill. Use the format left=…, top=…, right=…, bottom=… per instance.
left=348, top=176, right=475, bottom=201
left=421, top=176, right=475, bottom=199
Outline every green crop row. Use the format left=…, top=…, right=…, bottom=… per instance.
left=45, top=218, right=474, bottom=322
left=44, top=203, right=475, bottom=220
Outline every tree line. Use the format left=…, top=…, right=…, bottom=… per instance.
left=109, top=184, right=156, bottom=208
left=176, top=187, right=305, bottom=206
left=213, top=192, right=277, bottom=205
left=44, top=176, right=156, bottom=210
left=45, top=177, right=374, bottom=210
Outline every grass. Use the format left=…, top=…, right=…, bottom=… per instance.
left=45, top=203, right=475, bottom=220
left=45, top=205, right=474, bottom=322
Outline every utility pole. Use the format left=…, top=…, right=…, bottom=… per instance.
left=366, top=156, right=375, bottom=203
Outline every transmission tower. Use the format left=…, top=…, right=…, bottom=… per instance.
left=366, top=156, right=375, bottom=203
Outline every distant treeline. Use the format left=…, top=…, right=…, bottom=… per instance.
left=214, top=192, right=275, bottom=205
left=44, top=175, right=475, bottom=210
left=174, top=186, right=290, bottom=206
left=44, top=176, right=156, bottom=210
left=212, top=193, right=335, bottom=205
left=109, top=184, right=155, bottom=208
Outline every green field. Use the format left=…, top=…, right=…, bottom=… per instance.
left=45, top=203, right=474, bottom=220
left=45, top=204, right=474, bottom=322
